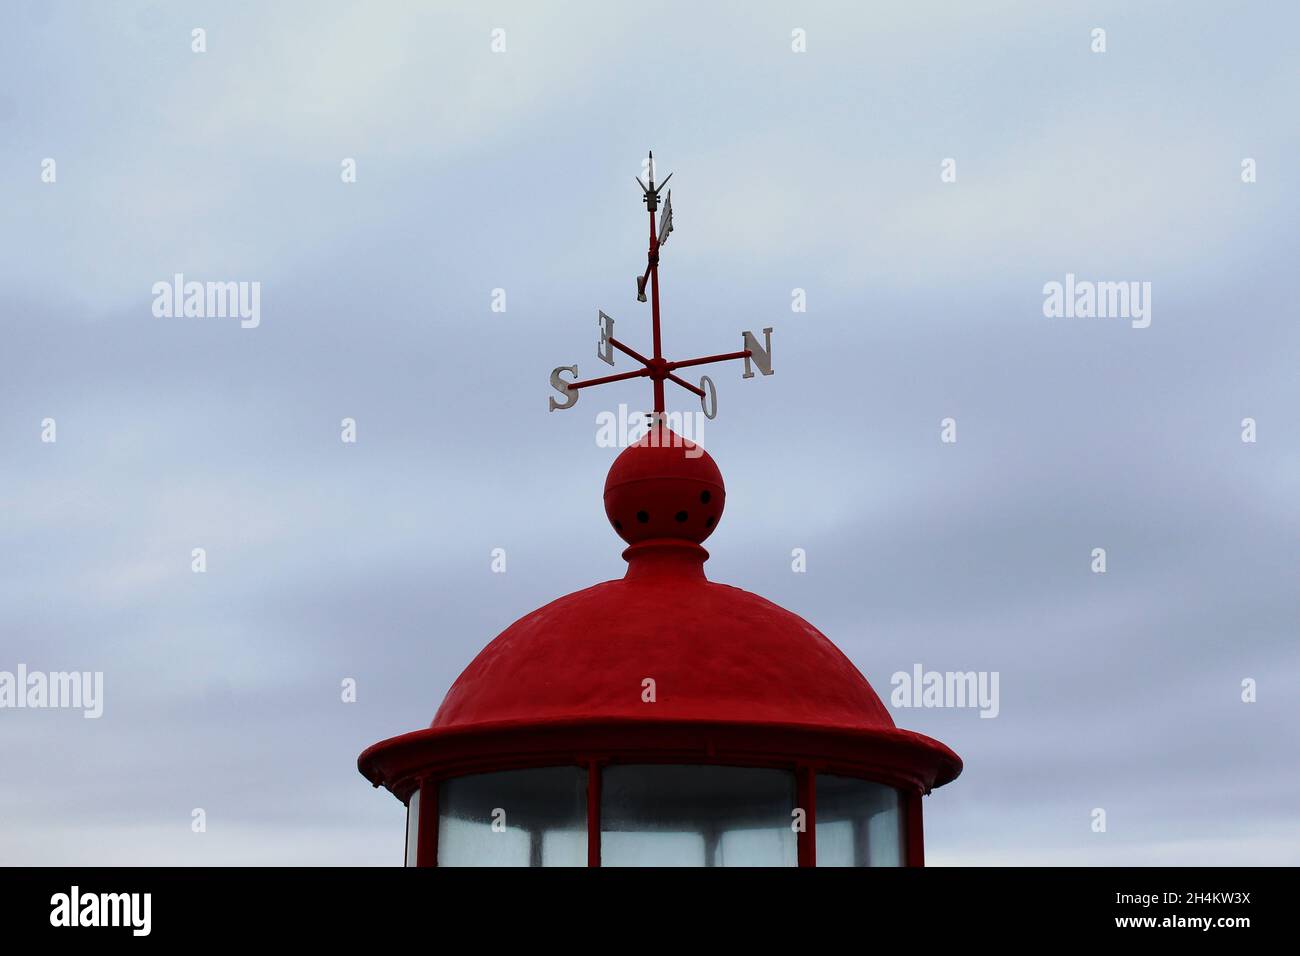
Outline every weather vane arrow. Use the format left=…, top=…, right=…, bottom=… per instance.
left=549, top=151, right=774, bottom=423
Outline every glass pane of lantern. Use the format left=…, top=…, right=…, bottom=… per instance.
left=404, top=788, right=420, bottom=867
left=813, top=774, right=905, bottom=866
left=437, top=767, right=587, bottom=867
left=601, top=765, right=797, bottom=867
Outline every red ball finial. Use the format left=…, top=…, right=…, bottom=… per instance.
left=603, top=425, right=725, bottom=546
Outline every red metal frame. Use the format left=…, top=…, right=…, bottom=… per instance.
left=370, top=718, right=950, bottom=867
left=409, top=761, right=923, bottom=868
left=586, top=760, right=602, bottom=868
left=905, top=789, right=925, bottom=867
left=414, top=778, right=438, bottom=867
left=796, top=766, right=817, bottom=867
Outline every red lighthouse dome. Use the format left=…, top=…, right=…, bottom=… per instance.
left=359, top=426, right=961, bottom=867
left=359, top=151, right=960, bottom=867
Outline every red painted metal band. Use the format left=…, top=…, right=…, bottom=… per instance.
left=363, top=719, right=960, bottom=807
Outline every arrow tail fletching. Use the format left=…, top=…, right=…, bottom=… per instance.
left=657, top=189, right=674, bottom=246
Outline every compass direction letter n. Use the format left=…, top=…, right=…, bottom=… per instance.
left=741, top=328, right=774, bottom=379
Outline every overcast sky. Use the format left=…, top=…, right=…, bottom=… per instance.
left=1, top=0, right=1297, bottom=865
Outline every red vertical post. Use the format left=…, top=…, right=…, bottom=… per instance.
left=796, top=767, right=816, bottom=867
left=648, top=203, right=665, bottom=415
left=415, top=778, right=439, bottom=867
left=905, top=789, right=925, bottom=867
left=586, top=760, right=602, bottom=867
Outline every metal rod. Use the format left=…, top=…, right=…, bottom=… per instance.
left=649, top=209, right=664, bottom=414
left=609, top=336, right=651, bottom=367
left=666, top=373, right=705, bottom=398
left=568, top=368, right=649, bottom=391
left=667, top=350, right=751, bottom=372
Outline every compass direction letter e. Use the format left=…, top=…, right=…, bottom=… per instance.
left=598, top=311, right=615, bottom=366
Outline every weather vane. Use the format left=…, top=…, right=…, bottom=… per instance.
left=548, top=151, right=773, bottom=423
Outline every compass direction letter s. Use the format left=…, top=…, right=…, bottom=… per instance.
left=549, top=365, right=579, bottom=411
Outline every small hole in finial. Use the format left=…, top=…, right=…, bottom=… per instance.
left=636, top=511, right=649, bottom=524
left=613, top=520, right=623, bottom=531
left=700, top=490, right=711, bottom=504
left=675, top=511, right=688, bottom=523
left=705, top=516, right=715, bottom=528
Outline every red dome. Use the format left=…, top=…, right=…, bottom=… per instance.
left=435, top=542, right=889, bottom=730
left=359, top=434, right=961, bottom=799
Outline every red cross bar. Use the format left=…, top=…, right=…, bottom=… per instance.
left=566, top=343, right=752, bottom=402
